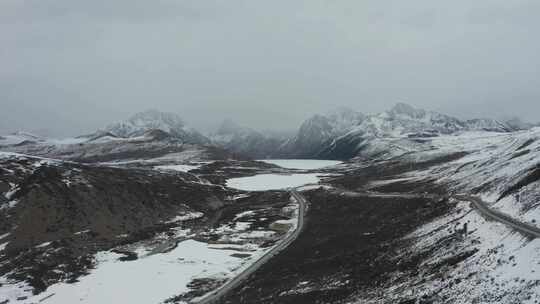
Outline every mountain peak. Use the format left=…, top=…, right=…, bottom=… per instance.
left=104, top=110, right=185, bottom=138
left=99, top=110, right=209, bottom=145
left=128, top=109, right=184, bottom=129
left=388, top=102, right=426, bottom=118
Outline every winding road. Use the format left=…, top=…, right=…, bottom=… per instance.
left=455, top=195, right=540, bottom=238
left=194, top=190, right=307, bottom=304
left=195, top=188, right=540, bottom=304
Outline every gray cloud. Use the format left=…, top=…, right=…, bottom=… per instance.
left=1, top=0, right=539, bottom=136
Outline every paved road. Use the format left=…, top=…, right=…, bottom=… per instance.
left=455, top=195, right=540, bottom=238
left=194, top=190, right=307, bottom=304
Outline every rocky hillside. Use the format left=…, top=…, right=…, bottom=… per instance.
left=0, top=152, right=231, bottom=296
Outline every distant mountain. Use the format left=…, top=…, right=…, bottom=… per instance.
left=278, top=108, right=365, bottom=158
left=103, top=110, right=210, bottom=145
left=209, top=119, right=287, bottom=159
left=0, top=111, right=229, bottom=163
left=464, top=118, right=513, bottom=132
left=0, top=106, right=530, bottom=162
left=286, top=103, right=515, bottom=159
left=0, top=131, right=45, bottom=146
left=503, top=117, right=537, bottom=131
left=351, top=103, right=511, bottom=138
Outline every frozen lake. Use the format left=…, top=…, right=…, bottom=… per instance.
left=226, top=173, right=321, bottom=191
left=227, top=159, right=339, bottom=191
left=260, top=159, right=341, bottom=170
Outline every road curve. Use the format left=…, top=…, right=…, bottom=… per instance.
left=194, top=190, right=308, bottom=304
left=455, top=195, right=540, bottom=238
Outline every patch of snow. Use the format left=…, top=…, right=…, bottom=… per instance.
left=165, top=212, right=204, bottom=224
left=296, top=184, right=334, bottom=191
left=0, top=200, right=18, bottom=210
left=0, top=239, right=266, bottom=304
left=390, top=201, right=540, bottom=303
left=260, top=159, right=342, bottom=170
left=74, top=230, right=91, bottom=235
left=234, top=222, right=252, bottom=231
left=4, top=183, right=18, bottom=200
left=155, top=164, right=201, bottom=173
left=234, top=210, right=256, bottom=220
left=36, top=242, right=51, bottom=248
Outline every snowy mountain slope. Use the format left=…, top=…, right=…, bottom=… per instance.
left=504, top=117, right=539, bottom=131
left=0, top=132, right=47, bottom=146
left=317, top=103, right=514, bottom=159
left=411, top=128, right=540, bottom=223
left=0, top=112, right=233, bottom=163
left=357, top=196, right=540, bottom=303
left=0, top=130, right=232, bottom=164
left=102, top=110, right=210, bottom=145
left=279, top=108, right=365, bottom=158
left=322, top=128, right=540, bottom=303
left=356, top=127, right=540, bottom=227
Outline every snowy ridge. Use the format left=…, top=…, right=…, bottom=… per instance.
left=363, top=127, right=540, bottom=226
left=279, top=107, right=365, bottom=158
left=317, top=103, right=515, bottom=159
left=104, top=110, right=186, bottom=138
left=102, top=110, right=209, bottom=145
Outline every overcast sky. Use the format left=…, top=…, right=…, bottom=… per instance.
left=1, top=0, right=539, bottom=136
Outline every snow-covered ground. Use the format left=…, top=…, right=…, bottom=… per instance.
left=226, top=173, right=321, bottom=191
left=0, top=203, right=299, bottom=304
left=260, top=159, right=341, bottom=170
left=375, top=199, right=540, bottom=303
left=364, top=128, right=540, bottom=225
left=0, top=239, right=264, bottom=304
left=155, top=163, right=203, bottom=173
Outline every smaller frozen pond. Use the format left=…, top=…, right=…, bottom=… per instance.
left=260, top=159, right=341, bottom=170
left=227, top=173, right=321, bottom=191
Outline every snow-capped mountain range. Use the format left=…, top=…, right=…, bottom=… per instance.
left=278, top=108, right=365, bottom=158
left=0, top=104, right=535, bottom=161
left=285, top=103, right=522, bottom=159
left=100, top=110, right=209, bottom=145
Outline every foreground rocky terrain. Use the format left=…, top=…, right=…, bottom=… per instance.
left=0, top=150, right=322, bottom=303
